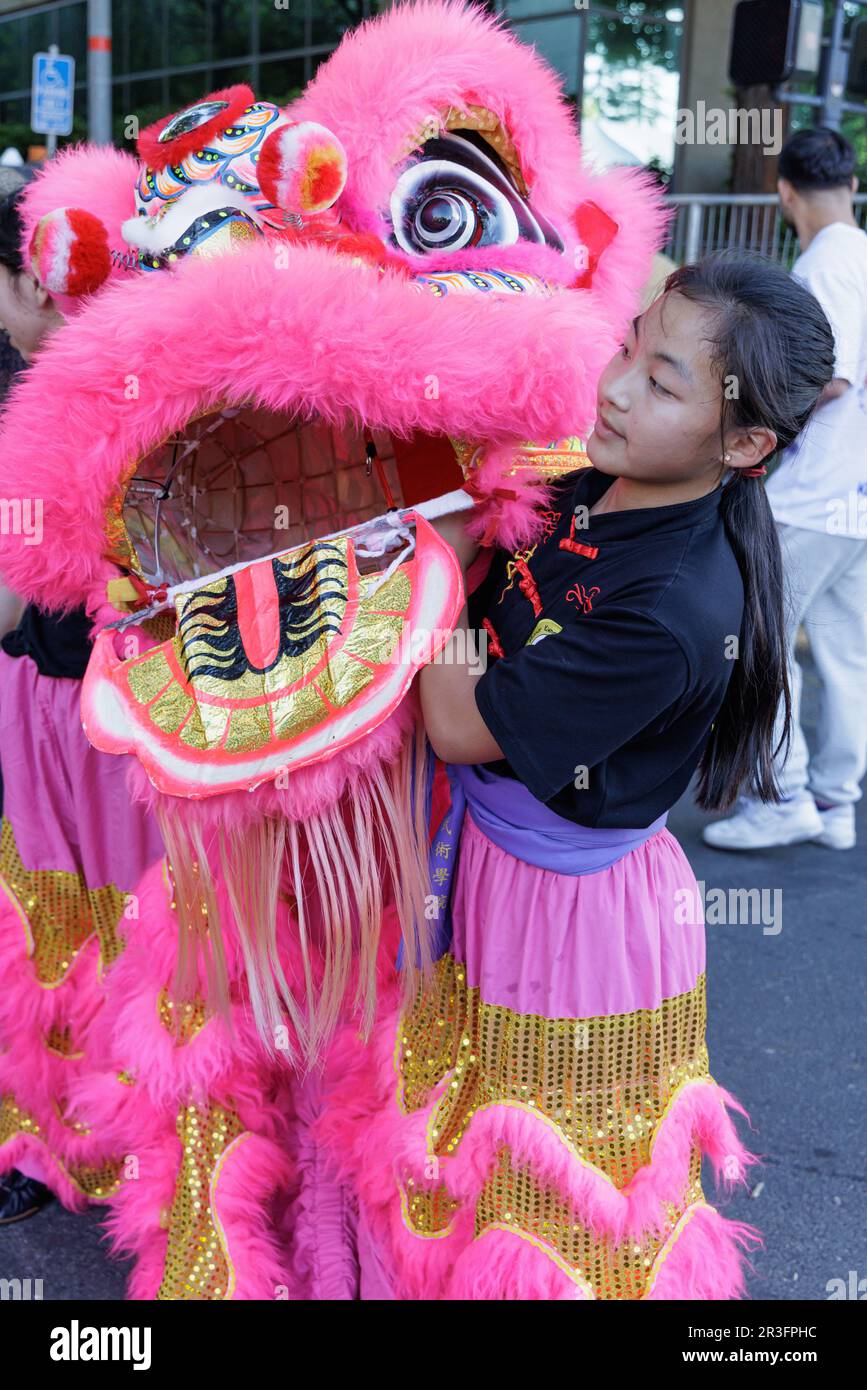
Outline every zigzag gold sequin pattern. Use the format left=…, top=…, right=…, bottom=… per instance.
left=44, top=1023, right=83, bottom=1058
left=157, top=988, right=208, bottom=1046
left=0, top=1096, right=123, bottom=1199
left=157, top=1103, right=246, bottom=1300
left=0, top=818, right=127, bottom=985
left=395, top=953, right=710, bottom=1298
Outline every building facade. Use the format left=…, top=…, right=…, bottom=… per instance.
left=0, top=1, right=865, bottom=190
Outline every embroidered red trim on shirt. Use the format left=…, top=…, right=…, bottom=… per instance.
left=482, top=617, right=505, bottom=659
left=558, top=510, right=599, bottom=559
left=559, top=537, right=599, bottom=558
left=513, top=555, right=543, bottom=617
left=538, top=509, right=562, bottom=541
left=565, top=583, right=600, bottom=614
left=499, top=546, right=538, bottom=608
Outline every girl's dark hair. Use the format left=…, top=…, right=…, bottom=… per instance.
left=664, top=252, right=835, bottom=811
left=0, top=178, right=32, bottom=277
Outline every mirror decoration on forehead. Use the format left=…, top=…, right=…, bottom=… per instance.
left=157, top=100, right=231, bottom=144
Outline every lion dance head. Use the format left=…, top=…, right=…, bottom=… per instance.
left=0, top=1, right=665, bottom=1055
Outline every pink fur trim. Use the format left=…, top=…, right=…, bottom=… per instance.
left=0, top=1134, right=88, bottom=1211
left=0, top=892, right=132, bottom=1208
left=317, top=992, right=761, bottom=1299
left=125, top=686, right=418, bottom=829
left=462, top=443, right=557, bottom=552
left=209, top=1131, right=295, bottom=1300
left=101, top=1132, right=182, bottom=1299
left=644, top=1202, right=760, bottom=1301
left=448, top=1225, right=593, bottom=1300
left=445, top=1203, right=760, bottom=1301
left=436, top=1081, right=758, bottom=1245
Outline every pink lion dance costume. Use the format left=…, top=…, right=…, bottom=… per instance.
left=0, top=1, right=757, bottom=1298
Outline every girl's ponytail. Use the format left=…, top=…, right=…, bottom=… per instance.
left=664, top=253, right=836, bottom=812
left=697, top=474, right=790, bottom=810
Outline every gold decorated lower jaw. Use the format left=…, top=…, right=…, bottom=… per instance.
left=115, top=534, right=413, bottom=758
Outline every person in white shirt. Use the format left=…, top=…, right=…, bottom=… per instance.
left=705, top=128, right=867, bottom=852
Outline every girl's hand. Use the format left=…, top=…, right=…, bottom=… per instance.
left=430, top=511, right=479, bottom=571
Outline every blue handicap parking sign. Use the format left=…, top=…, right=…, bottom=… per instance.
left=31, top=51, right=76, bottom=136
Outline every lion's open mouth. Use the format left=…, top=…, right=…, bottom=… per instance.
left=118, top=405, right=465, bottom=589
left=83, top=406, right=468, bottom=797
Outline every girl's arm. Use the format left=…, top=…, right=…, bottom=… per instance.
left=420, top=514, right=505, bottom=766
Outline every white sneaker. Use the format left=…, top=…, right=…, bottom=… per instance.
left=814, top=803, right=856, bottom=851
left=702, top=795, right=823, bottom=850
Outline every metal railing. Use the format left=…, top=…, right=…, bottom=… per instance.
left=664, top=194, right=867, bottom=267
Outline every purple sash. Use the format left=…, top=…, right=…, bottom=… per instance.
left=424, top=759, right=667, bottom=957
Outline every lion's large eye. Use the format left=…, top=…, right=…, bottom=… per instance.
left=414, top=191, right=481, bottom=251
left=158, top=100, right=229, bottom=144
left=396, top=169, right=516, bottom=255
left=389, top=131, right=563, bottom=257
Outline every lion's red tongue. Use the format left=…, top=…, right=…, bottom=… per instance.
left=234, top=561, right=281, bottom=671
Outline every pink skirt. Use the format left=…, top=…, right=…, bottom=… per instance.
left=315, top=809, right=761, bottom=1300
left=0, top=650, right=164, bottom=1204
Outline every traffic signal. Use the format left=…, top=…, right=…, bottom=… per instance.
left=729, top=0, right=823, bottom=88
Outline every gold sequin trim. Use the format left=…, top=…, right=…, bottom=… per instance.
left=0, top=1095, right=123, bottom=1199
left=475, top=1145, right=702, bottom=1300
left=450, top=437, right=591, bottom=487
left=479, top=1223, right=596, bottom=1298
left=400, top=1177, right=460, bottom=1240
left=0, top=818, right=127, bottom=987
left=157, top=988, right=208, bottom=1046
left=44, top=1023, right=83, bottom=1058
left=157, top=1103, right=247, bottom=1300
left=397, top=954, right=709, bottom=1181
left=65, top=1158, right=123, bottom=1201
left=395, top=954, right=710, bottom=1299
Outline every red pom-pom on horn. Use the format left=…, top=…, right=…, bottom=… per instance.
left=257, top=121, right=347, bottom=216
left=29, top=208, right=112, bottom=297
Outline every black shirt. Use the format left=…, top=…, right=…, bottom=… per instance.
left=1, top=604, right=93, bottom=680
left=471, top=467, right=745, bottom=829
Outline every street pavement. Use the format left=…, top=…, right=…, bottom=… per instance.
left=2, top=654, right=864, bottom=1301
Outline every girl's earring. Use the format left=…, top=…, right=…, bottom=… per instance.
left=723, top=453, right=733, bottom=463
